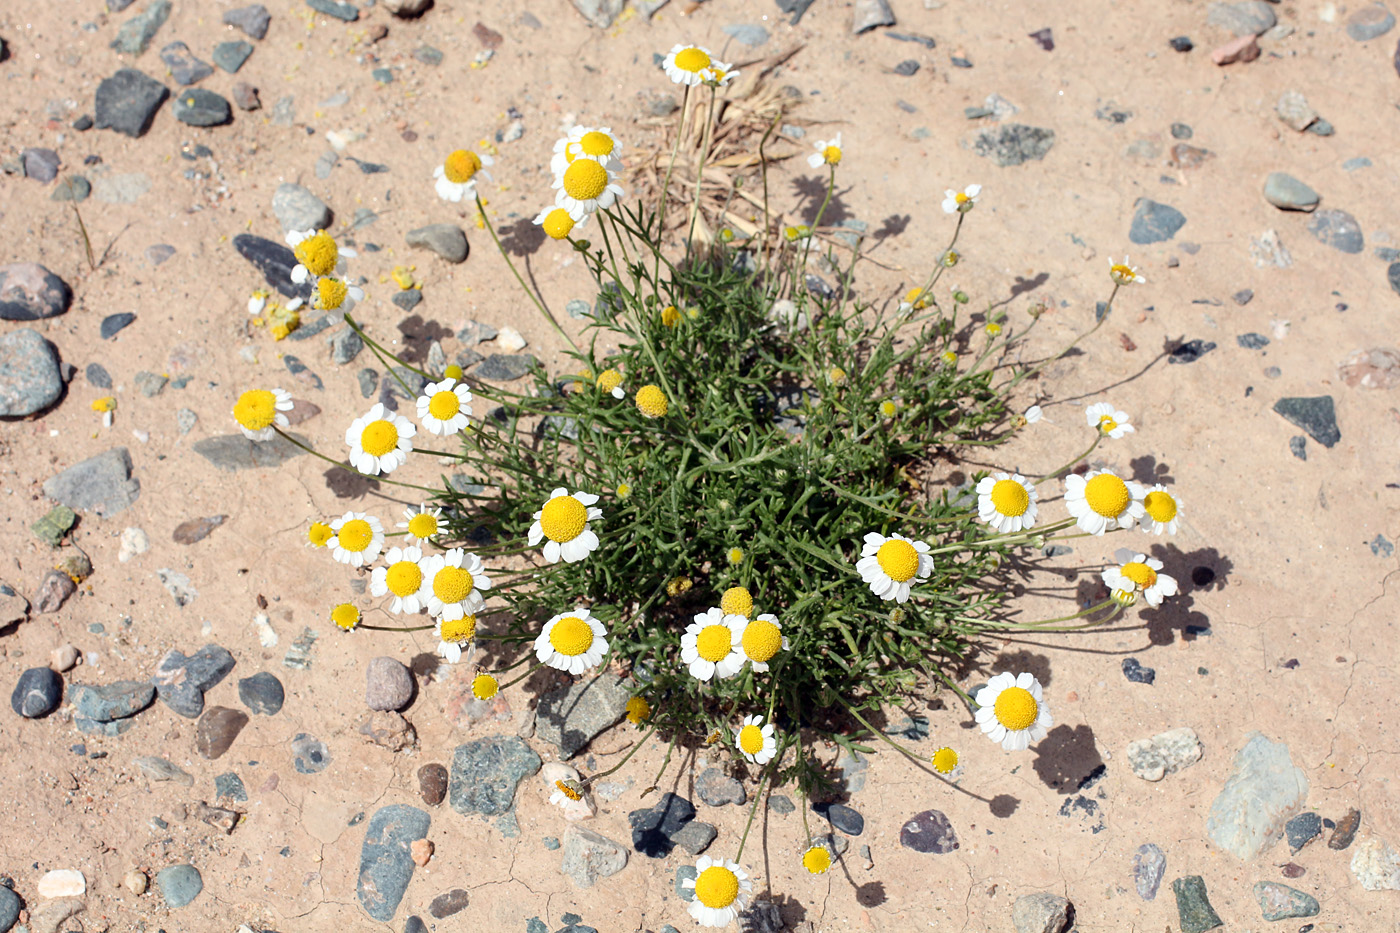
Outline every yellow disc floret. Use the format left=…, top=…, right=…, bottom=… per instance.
left=471, top=672, right=498, bottom=699
left=428, top=390, right=461, bottom=420
left=626, top=696, right=651, bottom=725
left=444, top=149, right=483, bottom=184
left=331, top=603, right=360, bottom=631
left=1083, top=474, right=1130, bottom=518
left=337, top=519, right=373, bottom=553
left=823, top=145, right=842, bottom=165
left=540, top=495, right=588, bottom=543
left=433, top=566, right=473, bottom=604
left=308, top=521, right=333, bottom=547
left=989, top=479, right=1030, bottom=517
left=742, top=619, right=783, bottom=663
left=674, top=47, right=712, bottom=73
left=660, top=305, right=681, bottom=327
left=407, top=513, right=439, bottom=540
left=635, top=384, right=668, bottom=418
left=91, top=396, right=117, bottom=413
left=541, top=208, right=575, bottom=239
left=993, top=686, right=1039, bottom=731
left=720, top=586, right=754, bottom=618
left=444, top=364, right=465, bottom=381
left=597, top=369, right=623, bottom=394
left=1120, top=561, right=1158, bottom=589
left=562, top=159, right=609, bottom=201
left=739, top=724, right=765, bottom=755
left=317, top=277, right=348, bottom=310
left=548, top=616, right=594, bottom=656
left=360, top=420, right=400, bottom=457
left=931, top=746, right=959, bottom=774
left=555, top=779, right=583, bottom=801
left=440, top=613, right=477, bottom=643
left=579, top=131, right=614, bottom=156
left=802, top=846, right=832, bottom=875
left=695, top=624, right=733, bottom=663
left=294, top=232, right=338, bottom=278
left=876, top=539, right=920, bottom=582
left=234, top=389, right=277, bottom=432
left=694, top=865, right=740, bottom=909
left=1143, top=490, right=1177, bottom=523
left=385, top=560, right=423, bottom=597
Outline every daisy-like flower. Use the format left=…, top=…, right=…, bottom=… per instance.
left=739, top=614, right=789, bottom=673
left=663, top=43, right=716, bottom=87
left=433, top=149, right=494, bottom=202
left=369, top=545, right=427, bottom=614
left=533, top=206, right=586, bottom=240
left=346, top=402, right=417, bottom=476
left=328, top=511, right=385, bottom=567
left=880, top=399, right=898, bottom=418
left=734, top=714, right=777, bottom=765
left=435, top=612, right=478, bottom=663
left=660, top=305, right=682, bottom=328
left=550, top=778, right=588, bottom=808
left=307, top=521, right=333, bottom=548
left=422, top=549, right=491, bottom=620
left=1017, top=405, right=1044, bottom=428
left=974, top=671, right=1053, bottom=751
left=534, top=607, right=610, bottom=675
left=726, top=546, right=745, bottom=566
left=683, top=856, right=752, bottom=928
left=1108, top=256, right=1146, bottom=285
left=398, top=504, right=444, bottom=546
left=1140, top=483, right=1181, bottom=535
left=248, top=290, right=269, bottom=316
left=616, top=482, right=632, bottom=499
left=596, top=368, right=625, bottom=399
left=286, top=229, right=353, bottom=284
left=625, top=696, right=651, bottom=726
left=941, top=184, right=982, bottom=214
left=941, top=349, right=958, bottom=366
left=528, top=488, right=602, bottom=563
left=701, top=60, right=739, bottom=86
left=416, top=377, right=473, bottom=436
left=313, top=276, right=364, bottom=320
left=976, top=472, right=1039, bottom=534
left=828, top=367, right=848, bottom=386
left=233, top=387, right=292, bottom=441
left=1103, top=548, right=1179, bottom=607
left=801, top=845, right=832, bottom=875
left=553, top=158, right=625, bottom=221
left=931, top=746, right=964, bottom=780
left=680, top=608, right=746, bottom=681
left=719, top=586, right=754, bottom=619
left=471, top=671, right=499, bottom=700
left=331, top=602, right=360, bottom=631
left=784, top=224, right=812, bottom=242
left=550, top=125, right=625, bottom=176
left=856, top=532, right=934, bottom=603
left=807, top=132, right=843, bottom=169
left=1085, top=401, right=1134, bottom=439
left=636, top=384, right=668, bottom=418
left=1063, top=468, right=1145, bottom=535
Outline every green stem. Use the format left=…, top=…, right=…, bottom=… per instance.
left=1035, top=434, right=1102, bottom=484
left=272, top=427, right=441, bottom=494
left=734, top=756, right=776, bottom=863
left=584, top=724, right=658, bottom=785
left=358, top=623, right=436, bottom=632
left=476, top=194, right=579, bottom=352
left=796, top=163, right=836, bottom=284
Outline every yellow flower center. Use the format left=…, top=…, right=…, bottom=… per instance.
left=317, top=277, right=348, bottom=310
left=1143, top=490, right=1177, bottom=523
left=541, top=208, right=575, bottom=239
left=1083, top=474, right=1130, bottom=518
left=331, top=603, right=360, bottom=630
left=674, top=47, right=712, bottom=73
left=308, top=521, right=333, bottom=547
left=829, top=367, right=847, bottom=385
left=562, top=159, right=608, bottom=201
left=694, top=865, right=739, bottom=909
left=720, top=586, right=754, bottom=618
left=441, top=613, right=477, bottom=643
left=548, top=616, right=594, bottom=656
left=626, top=696, right=651, bottom=724
left=471, top=672, right=498, bottom=699
left=942, top=350, right=958, bottom=365
left=407, top=513, right=439, bottom=540
left=444, top=149, right=482, bottom=184
left=727, top=547, right=744, bottom=566
left=802, top=846, right=832, bottom=874
left=294, top=232, right=338, bottom=278
left=428, top=389, right=461, bottom=421
left=880, top=400, right=897, bottom=417
left=955, top=192, right=971, bottom=205
left=616, top=483, right=632, bottom=499
left=695, top=624, right=734, bottom=663
left=993, top=686, right=1039, bottom=732
left=336, top=519, right=373, bottom=552
left=555, top=779, right=583, bottom=801
left=433, top=566, right=474, bottom=605
left=1110, top=263, right=1134, bottom=281
left=985, top=322, right=1002, bottom=336
left=989, top=479, right=1029, bottom=517
left=234, top=389, right=277, bottom=431
left=1120, top=561, right=1158, bottom=589
left=91, top=396, right=116, bottom=412
left=739, top=723, right=765, bottom=755
left=540, top=495, right=588, bottom=542
left=385, top=560, right=423, bottom=597
left=1097, top=415, right=1118, bottom=433
left=597, top=369, right=623, bottom=393
left=742, top=619, right=783, bottom=663
left=579, top=131, right=614, bottom=156
left=635, top=384, right=668, bottom=418
left=823, top=145, right=842, bottom=165
left=661, top=305, right=681, bottom=327
left=876, top=539, right=920, bottom=582
left=360, top=420, right=400, bottom=457
left=444, top=364, right=465, bottom=381
left=931, top=746, right=959, bottom=774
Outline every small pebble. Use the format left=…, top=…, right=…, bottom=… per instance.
left=125, top=868, right=149, bottom=894
left=1122, top=657, right=1156, bottom=684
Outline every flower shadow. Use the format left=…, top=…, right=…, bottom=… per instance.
left=1031, top=723, right=1105, bottom=794
left=498, top=216, right=547, bottom=257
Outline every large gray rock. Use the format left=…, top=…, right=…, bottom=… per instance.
left=1206, top=732, right=1308, bottom=860
left=1011, top=892, right=1073, bottom=933
left=95, top=68, right=169, bottom=137
left=406, top=224, right=468, bottom=263
left=68, top=680, right=155, bottom=721
left=44, top=448, right=142, bottom=516
left=0, top=329, right=62, bottom=417
left=223, top=4, right=271, bottom=39
left=560, top=827, right=629, bottom=888
left=852, top=0, right=896, bottom=33
left=0, top=262, right=72, bottom=321
left=192, top=433, right=308, bottom=471
left=1308, top=209, right=1364, bottom=254
left=448, top=736, right=541, bottom=817
left=534, top=673, right=630, bottom=759
left=1263, top=172, right=1320, bottom=212
left=357, top=804, right=431, bottom=921
left=273, top=183, right=332, bottom=233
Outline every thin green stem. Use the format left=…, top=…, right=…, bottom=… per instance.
left=734, top=756, right=776, bottom=862
left=1035, top=434, right=1103, bottom=484
left=272, top=427, right=441, bottom=494
left=476, top=194, right=579, bottom=352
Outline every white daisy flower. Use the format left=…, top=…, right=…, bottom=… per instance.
left=1140, top=483, right=1181, bottom=535
left=398, top=504, right=444, bottom=546
left=527, top=488, right=602, bottom=563
left=702, top=60, right=740, bottom=86
left=232, top=387, right=292, bottom=441
left=285, top=229, right=354, bottom=284
left=974, top=671, right=1053, bottom=751
left=1063, top=468, right=1145, bottom=535
left=976, top=472, right=1039, bottom=534
left=1085, top=401, right=1134, bottom=439
left=553, top=158, right=625, bottom=221
left=738, top=614, right=789, bottom=673
left=855, top=531, right=934, bottom=603
left=680, top=607, right=746, bottom=681
left=683, top=856, right=752, bottom=928
left=941, top=184, right=982, bottom=214
left=806, top=132, right=843, bottom=169
left=549, top=776, right=590, bottom=810
left=416, top=377, right=473, bottom=436
left=550, top=125, right=624, bottom=177
left=434, top=612, right=478, bottom=663
left=533, top=206, right=586, bottom=241
left=422, top=548, right=491, bottom=620
left=663, top=43, right=716, bottom=87
left=1109, top=256, right=1146, bottom=285
left=433, top=149, right=494, bottom=203
left=930, top=746, right=964, bottom=781
left=369, top=545, right=427, bottom=614
left=734, top=714, right=777, bottom=765
left=345, top=402, right=417, bottom=476
left=1103, top=548, right=1179, bottom=607
left=328, top=511, right=384, bottom=567
left=312, top=276, right=364, bottom=320
left=534, top=608, right=610, bottom=675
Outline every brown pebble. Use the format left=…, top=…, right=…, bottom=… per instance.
left=368, top=23, right=388, bottom=42
left=1119, top=333, right=1137, bottom=352
left=195, top=706, right=249, bottom=759
left=1170, top=143, right=1213, bottom=170
left=411, top=838, right=434, bottom=866
left=173, top=515, right=227, bottom=545
left=1212, top=34, right=1260, bottom=64
left=285, top=398, right=321, bottom=425
left=232, top=81, right=261, bottom=111
left=50, top=644, right=79, bottom=672
left=402, top=130, right=418, bottom=142
left=418, top=763, right=448, bottom=806
left=1280, top=862, right=1306, bottom=878
left=35, top=570, right=77, bottom=614
left=259, top=773, right=279, bottom=793
left=472, top=21, right=503, bottom=48
left=1329, top=807, right=1361, bottom=849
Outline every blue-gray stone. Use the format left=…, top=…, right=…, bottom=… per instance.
left=192, top=433, right=308, bottom=471
left=1308, top=208, right=1363, bottom=253
left=722, top=23, right=769, bottom=46
left=973, top=124, right=1056, bottom=166
left=152, top=645, right=235, bottom=718
left=76, top=715, right=136, bottom=736
left=526, top=919, right=548, bottom=933
left=1169, top=35, right=1193, bottom=51
left=671, top=820, right=716, bottom=855
left=404, top=917, right=428, bottom=933
left=1171, top=875, right=1222, bottom=933
left=213, top=40, right=255, bottom=73
left=1129, top=199, right=1187, bottom=244
left=1370, top=534, right=1394, bottom=557
left=1289, top=436, right=1307, bottom=460
left=0, top=262, right=72, bottom=321
left=285, top=312, right=335, bottom=341
left=837, top=750, right=868, bottom=792
left=232, top=233, right=313, bottom=300
left=1274, top=396, right=1339, bottom=448
left=696, top=768, right=747, bottom=807
left=283, top=354, right=322, bottom=389
left=674, top=865, right=697, bottom=901
left=51, top=175, right=91, bottom=202
left=900, top=809, right=959, bottom=853
left=0, top=329, right=62, bottom=417
left=448, top=736, right=541, bottom=816
left=1171, top=122, right=1193, bottom=139
left=95, top=68, right=169, bottom=138
left=223, top=4, right=271, bottom=39
left=1305, top=118, right=1335, bottom=136
left=1168, top=339, right=1215, bottom=364
left=357, top=805, right=431, bottom=921
left=273, top=183, right=332, bottom=234
left=11, top=667, right=63, bottom=718
left=1286, top=811, right=1322, bottom=853
left=392, top=289, right=422, bottom=311
left=1346, top=3, right=1396, bottom=40
left=565, top=298, right=591, bottom=319
left=1254, top=880, right=1319, bottom=919
left=474, top=353, right=537, bottom=382
left=330, top=326, right=363, bottom=365
left=307, top=0, right=359, bottom=20
left=101, top=312, right=136, bottom=338
left=893, top=59, right=920, bottom=75
left=0, top=886, right=20, bottom=932
left=814, top=801, right=865, bottom=835
left=160, top=41, right=213, bottom=85
left=111, top=0, right=172, bottom=55
left=1206, top=732, right=1309, bottom=859
left=542, top=836, right=560, bottom=850
left=292, top=733, right=332, bottom=773
left=157, top=863, right=202, bottom=907
left=1122, top=657, right=1156, bottom=684
left=535, top=673, right=631, bottom=759
left=85, top=363, right=113, bottom=389
left=372, top=67, right=394, bottom=84
left=173, top=88, right=232, bottom=127
left=768, top=794, right=795, bottom=814
left=358, top=368, right=379, bottom=398
left=413, top=45, right=443, bottom=65
left=69, top=680, right=155, bottom=721
left=1389, top=261, right=1400, bottom=297
left=1263, top=172, right=1319, bottom=211
left=406, top=223, right=468, bottom=262
left=1133, top=843, right=1166, bottom=899
left=629, top=792, right=697, bottom=858
left=44, top=447, right=141, bottom=516
left=1344, top=156, right=1373, bottom=171
left=215, top=771, right=248, bottom=802
left=1237, top=332, right=1269, bottom=350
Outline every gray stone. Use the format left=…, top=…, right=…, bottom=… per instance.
left=239, top=671, right=284, bottom=715
left=76, top=715, right=136, bottom=736
left=1172, top=876, right=1222, bottom=933
left=232, top=233, right=312, bottom=300
left=101, top=312, right=136, bottom=338
left=630, top=793, right=698, bottom=858
left=195, top=706, right=248, bottom=759
left=92, top=172, right=152, bottom=203
left=307, top=0, right=360, bottom=21
left=392, top=289, right=422, bottom=311
left=561, top=827, right=629, bottom=888
left=292, top=732, right=332, bottom=773
left=68, top=680, right=155, bottom=721
left=1207, top=1, right=1276, bottom=36
left=1127, top=727, right=1202, bottom=781
left=566, top=298, right=591, bottom=319
left=448, top=736, right=541, bottom=816
left=428, top=888, right=469, bottom=918
left=1347, top=3, right=1396, bottom=40
left=11, top=667, right=63, bottom=718
left=1012, top=892, right=1072, bottom=933
left=273, top=183, right=332, bottom=234
left=1206, top=732, right=1309, bottom=860
left=51, top=175, right=92, bottom=202
left=696, top=768, right=747, bottom=807
left=852, top=0, right=896, bottom=33
left=671, top=820, right=717, bottom=855
left=223, top=4, right=271, bottom=39
left=1389, top=261, right=1400, bottom=298
left=156, top=567, right=197, bottom=606
left=0, top=887, right=19, bottom=932
left=571, top=0, right=624, bottom=27
left=457, top=319, right=498, bottom=344
left=152, top=645, right=235, bottom=718
left=1307, top=209, right=1364, bottom=253
left=356, top=804, right=430, bottom=920
left=156, top=864, right=203, bottom=908
left=768, top=794, right=794, bottom=814
left=358, top=368, right=379, bottom=398
left=173, top=88, right=232, bottom=126
left=893, top=59, right=920, bottom=75
left=1273, top=396, right=1339, bottom=448
left=135, top=370, right=168, bottom=397
left=0, top=263, right=72, bottom=321
left=1133, top=843, right=1166, bottom=900
left=0, top=329, right=62, bottom=416
left=366, top=656, right=414, bottom=711
left=1286, top=811, right=1322, bottom=853
left=1129, top=199, right=1187, bottom=244
left=21, top=148, right=60, bottom=182
left=159, top=41, right=213, bottom=85
left=722, top=23, right=769, bottom=46
left=814, top=801, right=864, bottom=835
left=414, top=45, right=444, bottom=65
left=145, top=243, right=175, bottom=265
left=330, top=326, right=363, bottom=364
left=973, top=123, right=1055, bottom=166
left=674, top=865, right=697, bottom=901
left=1238, top=332, right=1270, bottom=351
left=1263, top=172, right=1319, bottom=211
left=1253, top=881, right=1319, bottom=920
left=406, top=223, right=468, bottom=262
left=1171, top=122, right=1193, bottom=139
left=215, top=771, right=249, bottom=801
left=1121, top=657, right=1156, bottom=684
left=474, top=353, right=537, bottom=382
left=900, top=809, right=959, bottom=853
left=87, top=363, right=113, bottom=388
left=134, top=756, right=194, bottom=785
left=213, top=40, right=255, bottom=73
left=1350, top=836, right=1400, bottom=889
left=174, top=407, right=197, bottom=434
left=192, top=433, right=308, bottom=471
left=271, top=95, right=296, bottom=125
left=535, top=674, right=630, bottom=759
left=111, top=0, right=172, bottom=55
left=232, top=82, right=260, bottom=110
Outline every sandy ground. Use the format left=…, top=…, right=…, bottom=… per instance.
left=3, top=0, right=1400, bottom=930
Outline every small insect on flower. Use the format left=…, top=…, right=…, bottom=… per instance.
left=1108, top=255, right=1146, bottom=285
left=931, top=746, right=964, bottom=780
left=434, top=149, right=494, bottom=202
left=663, top=43, right=716, bottom=86
left=976, top=472, right=1039, bottom=534
left=635, top=384, right=668, bottom=418
left=416, top=377, right=474, bottom=436
left=683, top=856, right=752, bottom=928
left=471, top=671, right=499, bottom=700
left=801, top=845, right=833, bottom=875
left=680, top=607, right=746, bottom=681
left=974, top=671, right=1053, bottom=751
left=942, top=184, right=982, bottom=214
left=1102, top=548, right=1179, bottom=607
left=550, top=778, right=586, bottom=806
left=667, top=576, right=693, bottom=597
left=331, top=602, right=360, bottom=631
left=1063, top=468, right=1146, bottom=535
left=233, top=387, right=293, bottom=441
left=553, top=157, right=625, bottom=221
left=535, top=608, right=610, bottom=675
left=435, top=613, right=478, bottom=664
left=398, top=504, right=443, bottom=546
left=346, top=402, right=417, bottom=476
left=735, top=714, right=777, bottom=765
left=422, top=549, right=492, bottom=620
left=1085, top=401, right=1134, bottom=439
left=528, top=488, right=603, bottom=563
left=328, top=511, right=385, bottom=567
left=856, top=532, right=934, bottom=603
left=807, top=132, right=843, bottom=168
left=533, top=206, right=584, bottom=240
left=1139, top=483, right=1181, bottom=535
left=370, top=545, right=428, bottom=614
left=625, top=696, right=651, bottom=725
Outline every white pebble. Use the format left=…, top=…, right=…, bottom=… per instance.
left=118, top=526, right=150, bottom=563
left=495, top=326, right=528, bottom=352
left=38, top=869, right=86, bottom=898
left=253, top=612, right=279, bottom=648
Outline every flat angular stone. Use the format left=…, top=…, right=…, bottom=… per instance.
left=223, top=4, right=271, bottom=39
left=534, top=673, right=630, bottom=759
left=1207, top=1, right=1276, bottom=36
left=195, top=706, right=248, bottom=759
left=629, top=792, right=698, bottom=858
left=1253, top=881, right=1319, bottom=920
left=1172, top=875, right=1222, bottom=933
left=134, top=755, right=194, bottom=785
left=560, top=827, right=629, bottom=888
left=448, top=736, right=540, bottom=816
left=1273, top=396, right=1339, bottom=448
left=1275, top=90, right=1318, bottom=131
left=213, top=40, right=255, bottom=73
left=1206, top=732, right=1309, bottom=859
left=852, top=0, right=895, bottom=33
left=159, top=41, right=213, bottom=85
left=473, top=353, right=537, bottom=382
left=111, top=0, right=172, bottom=55
left=43, top=448, right=141, bottom=516
left=69, top=680, right=155, bottom=721
left=173, top=88, right=232, bottom=126
left=0, top=262, right=72, bottom=321
left=357, top=804, right=431, bottom=920
left=232, top=233, right=313, bottom=299
left=1129, top=199, right=1187, bottom=244
left=1011, top=892, right=1072, bottom=933
left=1307, top=209, right=1364, bottom=253
left=307, top=0, right=359, bottom=21
left=973, top=123, right=1055, bottom=166
left=1133, top=843, right=1166, bottom=900
left=273, top=183, right=331, bottom=233
left=900, top=809, right=959, bottom=853
left=51, top=175, right=91, bottom=202
left=1285, top=811, right=1322, bottom=853
left=406, top=223, right=468, bottom=262
left=1350, top=836, right=1400, bottom=889
left=1127, top=727, right=1203, bottom=781
left=95, top=68, right=169, bottom=137
left=192, top=433, right=308, bottom=471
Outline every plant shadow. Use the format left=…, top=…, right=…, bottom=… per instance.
left=1032, top=724, right=1105, bottom=794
